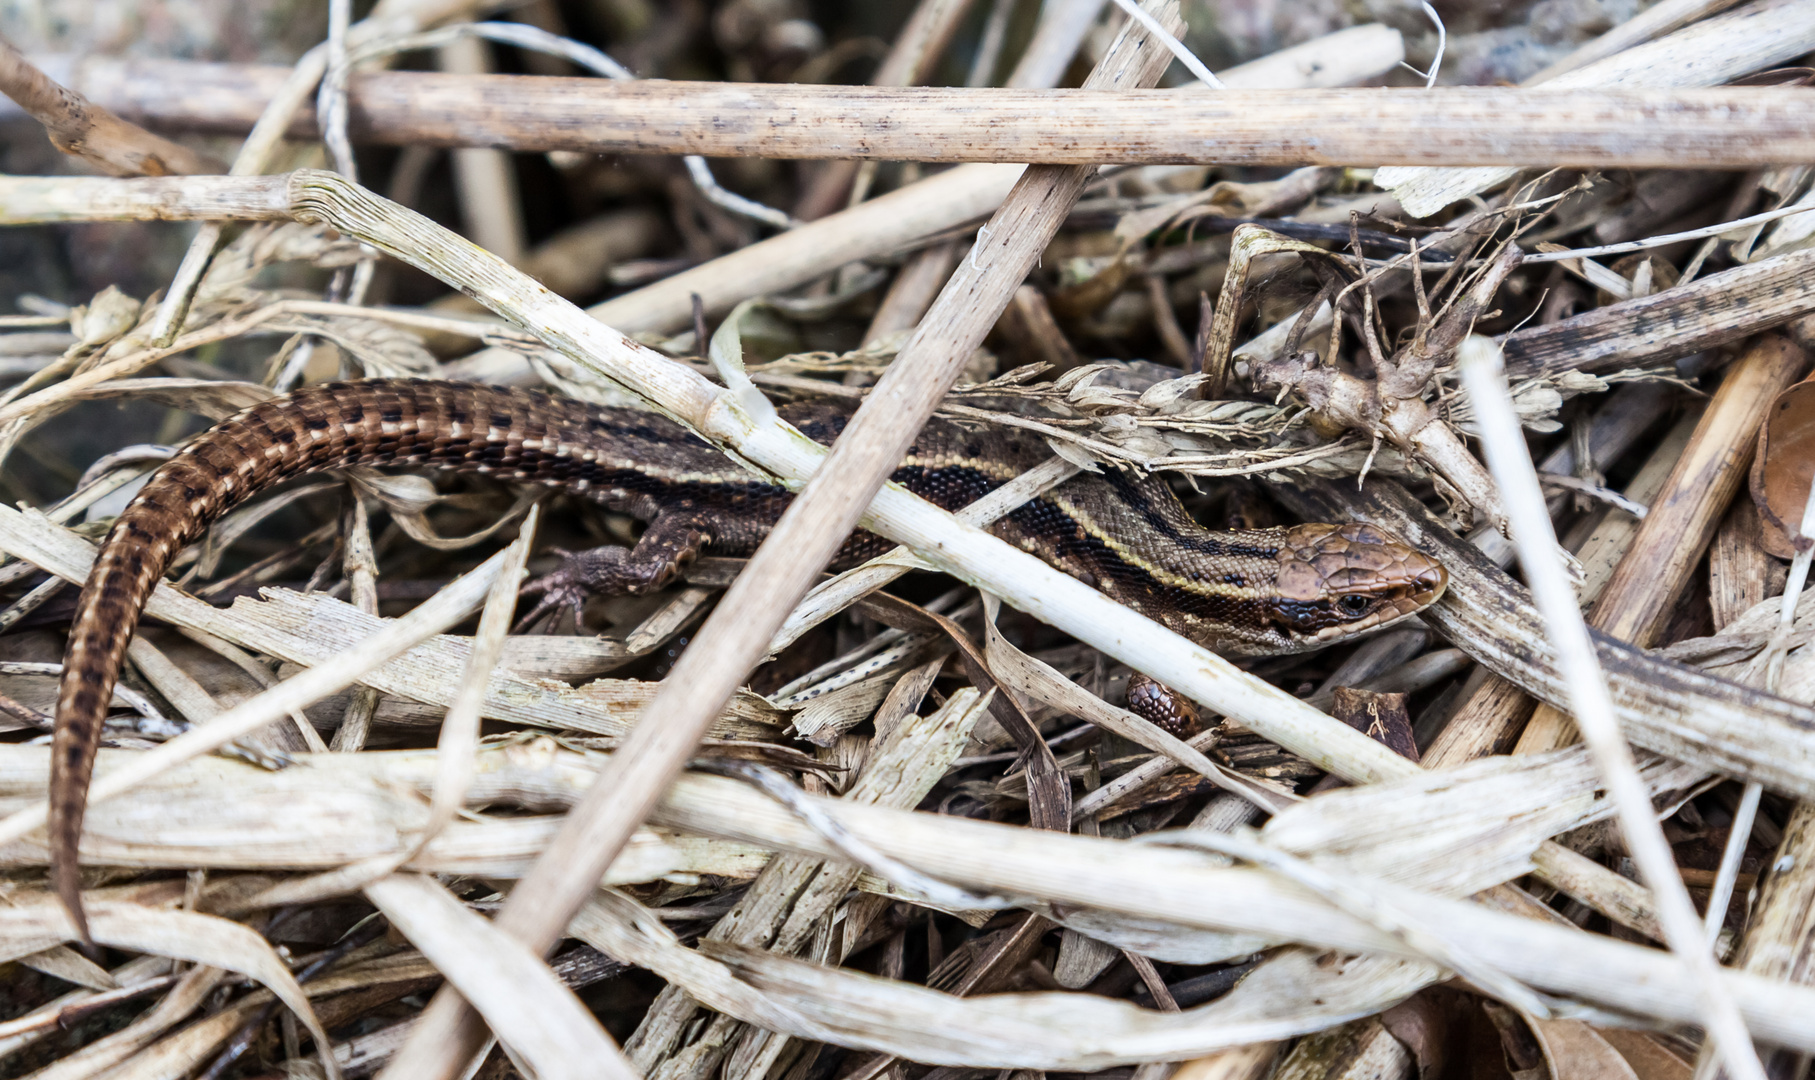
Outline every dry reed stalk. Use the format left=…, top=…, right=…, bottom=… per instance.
left=0, top=506, right=779, bottom=737
left=1683, top=468, right=1815, bottom=1080
left=621, top=687, right=991, bottom=1077
left=381, top=8, right=1187, bottom=1077
left=1501, top=249, right=1815, bottom=378
left=1718, top=804, right=1815, bottom=1079
left=9, top=75, right=1815, bottom=168
left=1517, top=334, right=1808, bottom=754
left=861, top=238, right=962, bottom=346
left=1376, top=0, right=1815, bottom=216
left=0, top=23, right=1395, bottom=141
left=0, top=37, right=219, bottom=176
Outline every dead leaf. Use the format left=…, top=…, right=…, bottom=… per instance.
left=1379, top=989, right=1450, bottom=1080
left=1748, top=336, right=1815, bottom=556
left=1526, top=1018, right=1641, bottom=1080
left=1590, top=1028, right=1693, bottom=1080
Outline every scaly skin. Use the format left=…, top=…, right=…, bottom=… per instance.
left=49, top=379, right=1446, bottom=938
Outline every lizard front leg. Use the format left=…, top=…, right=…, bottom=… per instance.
left=516, top=511, right=713, bottom=632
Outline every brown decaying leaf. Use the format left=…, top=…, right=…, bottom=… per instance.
left=1751, top=371, right=1815, bottom=557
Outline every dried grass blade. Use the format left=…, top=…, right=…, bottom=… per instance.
left=0, top=536, right=511, bottom=850
left=241, top=508, right=539, bottom=910
left=0, top=901, right=338, bottom=1079
left=1457, top=335, right=1767, bottom=1080
left=364, top=873, right=635, bottom=1080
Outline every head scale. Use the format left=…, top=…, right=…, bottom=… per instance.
left=1264, top=522, right=1447, bottom=651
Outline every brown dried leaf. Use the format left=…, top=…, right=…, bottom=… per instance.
left=1526, top=1019, right=1641, bottom=1080
left=1751, top=366, right=1815, bottom=558
left=1590, top=1028, right=1693, bottom=1080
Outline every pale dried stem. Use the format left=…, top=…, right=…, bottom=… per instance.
left=9, top=70, right=1813, bottom=169
left=1458, top=336, right=1767, bottom=1080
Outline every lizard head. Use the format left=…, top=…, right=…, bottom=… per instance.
left=1263, top=522, right=1447, bottom=651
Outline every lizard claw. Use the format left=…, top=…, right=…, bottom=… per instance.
left=515, top=547, right=612, bottom=634
left=515, top=573, right=588, bottom=634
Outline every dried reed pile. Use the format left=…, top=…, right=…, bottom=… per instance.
left=0, top=0, right=1813, bottom=1078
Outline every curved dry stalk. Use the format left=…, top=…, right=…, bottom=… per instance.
left=0, top=37, right=221, bottom=176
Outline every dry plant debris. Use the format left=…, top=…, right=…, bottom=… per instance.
left=0, top=1, right=1811, bottom=1079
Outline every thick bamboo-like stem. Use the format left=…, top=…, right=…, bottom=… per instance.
left=11, top=71, right=1814, bottom=165
left=1375, top=0, right=1815, bottom=216
left=1517, top=334, right=1807, bottom=754
left=381, top=7, right=1187, bottom=1077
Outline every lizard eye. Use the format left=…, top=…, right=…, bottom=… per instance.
left=1338, top=595, right=1373, bottom=616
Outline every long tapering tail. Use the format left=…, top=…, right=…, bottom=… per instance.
left=48, top=379, right=611, bottom=937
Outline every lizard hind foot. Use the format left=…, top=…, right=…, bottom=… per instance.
left=514, top=537, right=697, bottom=633
left=516, top=546, right=615, bottom=634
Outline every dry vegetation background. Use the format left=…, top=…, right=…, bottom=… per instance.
left=0, top=0, right=1811, bottom=1079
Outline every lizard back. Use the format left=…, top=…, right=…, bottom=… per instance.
left=47, top=378, right=1444, bottom=937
